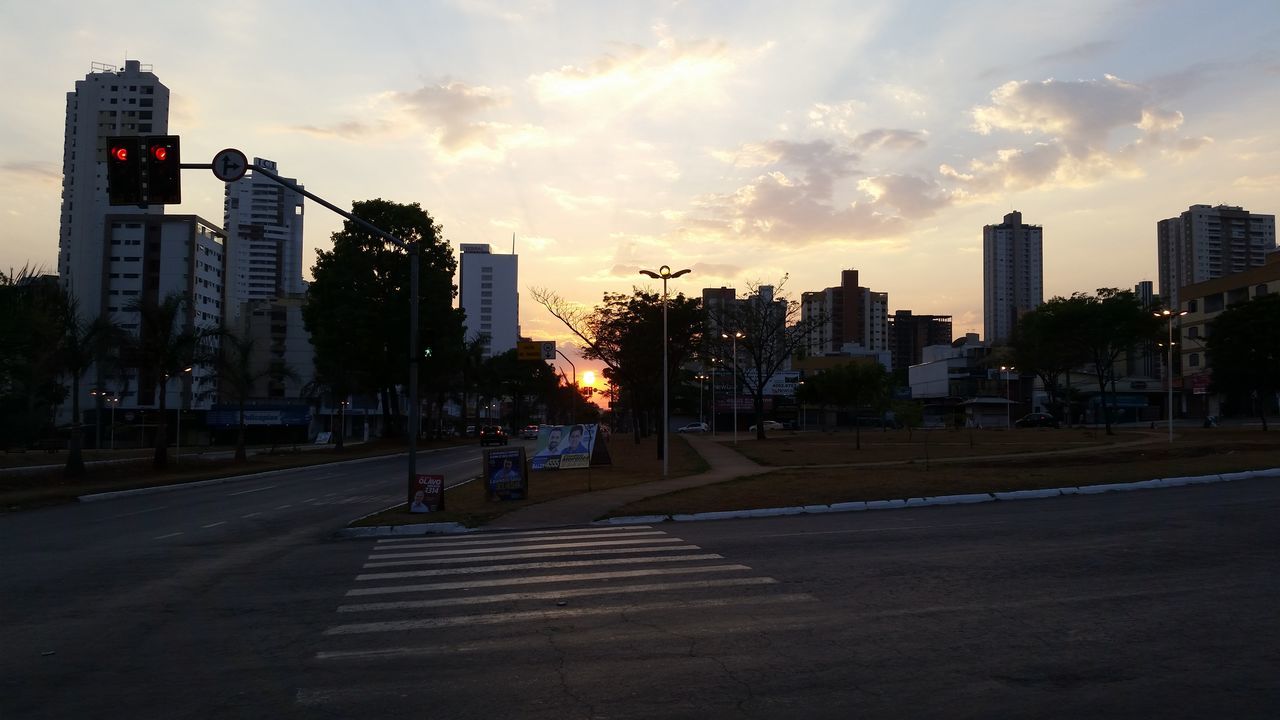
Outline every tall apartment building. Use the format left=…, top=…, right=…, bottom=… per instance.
left=458, top=244, right=519, bottom=358
left=983, top=210, right=1043, bottom=344
left=799, top=269, right=888, bottom=357
left=223, top=157, right=305, bottom=324
left=1156, top=204, right=1276, bottom=311
left=888, top=310, right=953, bottom=372
left=102, top=215, right=225, bottom=411
left=58, top=60, right=170, bottom=321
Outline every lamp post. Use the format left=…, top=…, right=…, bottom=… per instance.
left=1156, top=309, right=1188, bottom=442
left=1000, top=365, right=1016, bottom=429
left=106, top=395, right=118, bottom=451
left=695, top=374, right=708, bottom=425
left=722, top=331, right=744, bottom=444
left=639, top=265, right=691, bottom=478
left=797, top=379, right=806, bottom=431
left=169, top=367, right=193, bottom=463
left=710, top=359, right=718, bottom=437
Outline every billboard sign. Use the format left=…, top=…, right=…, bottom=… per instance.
left=530, top=423, right=599, bottom=471
left=485, top=447, right=528, bottom=501
left=408, top=474, right=445, bottom=513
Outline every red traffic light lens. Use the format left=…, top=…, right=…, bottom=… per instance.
left=111, top=146, right=128, bottom=162
left=151, top=146, right=168, bottom=162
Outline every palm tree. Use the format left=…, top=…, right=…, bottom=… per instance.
left=125, top=293, right=214, bottom=470
left=57, top=297, right=123, bottom=477
left=209, top=331, right=297, bottom=462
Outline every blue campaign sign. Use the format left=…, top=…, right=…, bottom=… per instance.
left=207, top=404, right=312, bottom=428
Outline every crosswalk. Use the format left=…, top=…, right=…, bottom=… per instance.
left=312, top=524, right=818, bottom=664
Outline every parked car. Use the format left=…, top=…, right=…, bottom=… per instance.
left=748, top=420, right=784, bottom=432
left=479, top=425, right=509, bottom=445
left=1014, top=412, right=1060, bottom=429
left=675, top=422, right=708, bottom=433
left=520, top=424, right=541, bottom=439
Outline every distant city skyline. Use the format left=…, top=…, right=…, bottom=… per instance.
left=4, top=2, right=1279, bottom=374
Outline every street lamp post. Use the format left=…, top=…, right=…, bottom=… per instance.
left=695, top=374, right=708, bottom=425
left=172, top=367, right=193, bottom=463
left=1000, top=365, right=1016, bottom=429
left=722, top=331, right=744, bottom=444
left=108, top=396, right=118, bottom=451
left=1156, top=309, right=1188, bottom=443
left=640, top=265, right=691, bottom=478
left=710, top=359, right=718, bottom=437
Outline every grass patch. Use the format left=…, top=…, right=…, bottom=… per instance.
left=351, top=433, right=709, bottom=528
left=612, top=427, right=1280, bottom=518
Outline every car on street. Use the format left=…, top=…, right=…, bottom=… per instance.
left=479, top=425, right=509, bottom=445
left=520, top=424, right=541, bottom=439
left=1014, top=412, right=1060, bottom=428
left=675, top=422, right=708, bottom=433
left=748, top=420, right=784, bottom=432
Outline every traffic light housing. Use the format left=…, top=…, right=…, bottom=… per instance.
left=105, top=135, right=181, bottom=205
left=144, top=135, right=181, bottom=204
left=106, top=136, right=143, bottom=205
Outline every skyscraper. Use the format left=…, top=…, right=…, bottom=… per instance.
left=458, top=244, right=519, bottom=358
left=800, top=269, right=888, bottom=356
left=889, top=310, right=953, bottom=372
left=1156, top=204, right=1276, bottom=311
left=58, top=60, right=169, bottom=321
left=223, top=157, right=305, bottom=323
left=983, top=210, right=1043, bottom=344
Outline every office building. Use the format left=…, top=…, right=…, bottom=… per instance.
left=800, top=269, right=888, bottom=357
left=983, top=211, right=1043, bottom=344
left=231, top=295, right=315, bottom=401
left=223, top=158, right=305, bottom=323
left=458, top=244, right=518, bottom=358
left=58, top=60, right=170, bottom=321
left=889, top=310, right=952, bottom=372
left=1157, top=204, right=1276, bottom=311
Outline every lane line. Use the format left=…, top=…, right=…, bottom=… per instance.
left=338, top=577, right=780, bottom=612
left=111, top=505, right=168, bottom=519
left=226, top=485, right=278, bottom=496
left=370, top=530, right=668, bottom=551
left=302, top=497, right=318, bottom=503
left=346, top=564, right=754, bottom=597
left=356, top=553, right=726, bottom=581
left=756, top=520, right=1009, bottom=539
left=325, top=594, right=816, bottom=635
left=363, top=544, right=703, bottom=568
left=154, top=532, right=184, bottom=540
left=276, top=504, right=293, bottom=510
left=241, top=512, right=263, bottom=519
left=373, top=525, right=653, bottom=543
left=202, top=521, right=227, bottom=528
left=371, top=537, right=684, bottom=559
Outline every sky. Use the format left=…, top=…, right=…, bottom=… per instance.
left=3, top=0, right=1279, bottom=382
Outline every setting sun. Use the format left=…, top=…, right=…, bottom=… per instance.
left=582, top=370, right=596, bottom=386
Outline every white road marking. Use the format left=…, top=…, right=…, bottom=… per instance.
left=756, top=520, right=1009, bottom=538
left=226, top=485, right=277, bottom=496
left=325, top=594, right=815, bottom=635
left=276, top=504, right=293, bottom=510
left=112, top=506, right=168, bottom=519
left=371, top=537, right=684, bottom=559
left=363, top=544, right=703, bottom=568
left=338, top=577, right=780, bottom=612
left=154, top=532, right=184, bottom=540
left=346, top=564, right=753, bottom=597
left=370, top=530, right=668, bottom=551
left=241, top=512, right=262, bottom=519
left=373, top=525, right=653, bottom=544
left=302, top=497, right=317, bottom=503
left=356, top=553, right=725, bottom=581
left=202, top=521, right=227, bottom=528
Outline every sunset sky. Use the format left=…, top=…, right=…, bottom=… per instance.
left=3, top=1, right=1278, bottom=379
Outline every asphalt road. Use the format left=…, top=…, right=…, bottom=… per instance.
left=2, top=461, right=1278, bottom=719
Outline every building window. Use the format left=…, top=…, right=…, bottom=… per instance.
left=1257, top=284, right=1269, bottom=297
left=1189, top=353, right=1200, bottom=368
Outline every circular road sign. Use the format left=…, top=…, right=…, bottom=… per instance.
left=211, top=148, right=249, bottom=183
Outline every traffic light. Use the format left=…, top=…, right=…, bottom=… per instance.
left=106, top=136, right=143, bottom=205
left=144, top=135, right=181, bottom=204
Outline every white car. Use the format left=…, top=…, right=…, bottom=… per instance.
left=675, top=422, right=708, bottom=433
left=748, top=420, right=784, bottom=432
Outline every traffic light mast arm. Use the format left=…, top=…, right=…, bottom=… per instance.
left=216, top=161, right=422, bottom=485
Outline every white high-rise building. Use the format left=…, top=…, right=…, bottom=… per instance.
left=223, top=157, right=305, bottom=323
left=458, top=244, right=519, bottom=358
left=58, top=60, right=169, bottom=321
left=1157, top=204, right=1276, bottom=311
left=983, top=211, right=1043, bottom=344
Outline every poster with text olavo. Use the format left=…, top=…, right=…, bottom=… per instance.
left=408, top=473, right=444, bottom=513
left=530, top=423, right=599, bottom=471
left=484, top=446, right=528, bottom=501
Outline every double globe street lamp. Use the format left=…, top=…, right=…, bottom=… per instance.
left=639, top=265, right=691, bottom=478
left=723, top=331, right=745, bottom=444
left=1155, top=309, right=1188, bottom=443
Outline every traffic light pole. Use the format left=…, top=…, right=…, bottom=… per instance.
left=184, top=162, right=422, bottom=486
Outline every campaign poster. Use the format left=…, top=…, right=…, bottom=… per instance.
left=530, top=423, right=598, bottom=471
left=408, top=473, right=444, bottom=514
left=485, top=447, right=528, bottom=501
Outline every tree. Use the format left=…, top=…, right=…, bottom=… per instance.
left=304, top=199, right=461, bottom=439
left=1010, top=297, right=1090, bottom=422
left=1206, top=293, right=1280, bottom=430
left=0, top=267, right=65, bottom=448
left=832, top=361, right=890, bottom=450
left=125, top=293, right=215, bottom=469
left=1067, top=289, right=1162, bottom=435
left=208, top=331, right=297, bottom=462
left=57, top=298, right=123, bottom=476
left=708, top=278, right=823, bottom=439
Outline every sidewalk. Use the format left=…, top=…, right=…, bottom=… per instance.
left=485, top=435, right=768, bottom=529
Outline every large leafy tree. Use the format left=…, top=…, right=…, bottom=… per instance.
left=57, top=298, right=123, bottom=476
left=0, top=268, right=65, bottom=448
left=1070, top=289, right=1162, bottom=435
left=708, top=278, right=824, bottom=439
left=1206, top=293, right=1280, bottom=430
left=304, top=199, right=463, bottom=439
left=1009, top=297, right=1090, bottom=423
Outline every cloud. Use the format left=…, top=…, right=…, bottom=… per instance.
left=0, top=161, right=60, bottom=184
left=851, top=129, right=927, bottom=153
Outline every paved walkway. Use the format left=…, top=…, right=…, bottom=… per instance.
left=486, top=435, right=769, bottom=529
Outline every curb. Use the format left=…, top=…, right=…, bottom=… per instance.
left=335, top=522, right=472, bottom=538
left=76, top=448, right=453, bottom=503
left=596, top=467, right=1280, bottom=526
